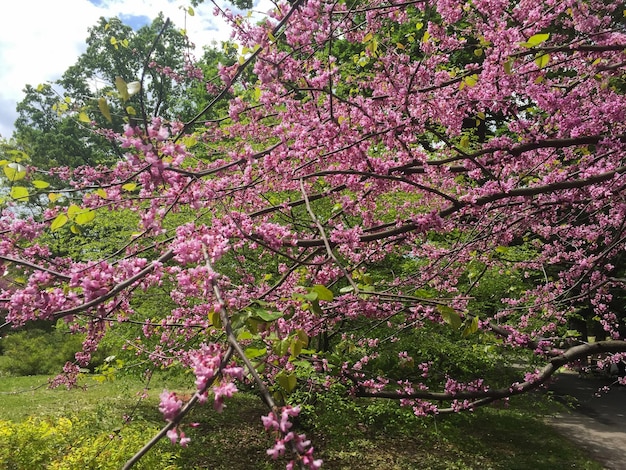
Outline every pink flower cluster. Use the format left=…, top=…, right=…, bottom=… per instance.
left=187, top=344, right=244, bottom=411
left=262, top=406, right=322, bottom=469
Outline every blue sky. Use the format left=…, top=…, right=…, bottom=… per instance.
left=119, top=14, right=152, bottom=30
left=0, top=0, right=270, bottom=139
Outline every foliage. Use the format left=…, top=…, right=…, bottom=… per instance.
left=0, top=376, right=604, bottom=470
left=0, top=416, right=179, bottom=469
left=11, top=16, right=236, bottom=172
left=2, top=0, right=626, bottom=468
left=0, top=326, right=85, bottom=376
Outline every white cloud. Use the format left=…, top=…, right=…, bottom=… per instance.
left=0, top=0, right=272, bottom=138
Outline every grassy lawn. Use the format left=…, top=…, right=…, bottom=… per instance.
left=0, top=374, right=604, bottom=469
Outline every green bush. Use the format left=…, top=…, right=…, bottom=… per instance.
left=0, top=322, right=113, bottom=376
left=0, top=328, right=84, bottom=376
left=0, top=415, right=180, bottom=469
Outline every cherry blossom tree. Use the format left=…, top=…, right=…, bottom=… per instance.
left=2, top=0, right=626, bottom=468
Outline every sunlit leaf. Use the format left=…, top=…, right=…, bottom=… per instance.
left=503, top=58, right=514, bottom=74
left=75, top=209, right=96, bottom=225
left=535, top=53, right=550, bottom=69
left=32, top=180, right=50, bottom=189
left=208, top=310, right=222, bottom=329
left=67, top=204, right=82, bottom=219
left=4, top=163, right=27, bottom=182
left=244, top=347, right=267, bottom=359
left=312, top=284, right=334, bottom=301
left=10, top=186, right=29, bottom=200
left=78, top=112, right=91, bottom=123
left=50, top=213, right=69, bottom=231
left=48, top=193, right=61, bottom=203
left=98, top=97, right=112, bottom=123
left=115, top=76, right=129, bottom=101
left=122, top=183, right=137, bottom=192
left=127, top=81, right=141, bottom=97
left=462, top=74, right=479, bottom=89
left=520, top=33, right=550, bottom=48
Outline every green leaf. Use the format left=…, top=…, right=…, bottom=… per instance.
left=95, top=188, right=108, bottom=198
left=187, top=6, right=195, bottom=16
left=274, top=338, right=290, bottom=356
left=208, top=310, right=222, bottom=329
left=78, top=111, right=91, bottom=123
left=503, top=58, right=514, bottom=75
left=520, top=33, right=550, bottom=48
left=339, top=285, right=354, bottom=294
left=51, top=214, right=69, bottom=231
left=251, top=309, right=283, bottom=322
left=461, top=74, right=478, bottom=89
left=32, top=180, right=50, bottom=189
left=462, top=316, right=479, bottom=338
left=290, top=337, right=302, bottom=357
left=438, top=305, right=462, bottom=329
left=244, top=347, right=267, bottom=359
left=122, top=183, right=137, bottom=192
left=312, top=285, right=334, bottom=301
left=310, top=300, right=323, bottom=315
left=303, top=291, right=318, bottom=301
left=10, top=186, right=29, bottom=200
left=237, top=330, right=254, bottom=341
left=296, top=329, right=309, bottom=346
left=98, top=97, right=112, bottom=123
left=277, top=372, right=297, bottom=393
left=3, top=163, right=27, bottom=182
left=126, top=106, right=136, bottom=115
left=115, top=76, right=129, bottom=102
left=535, top=53, right=550, bottom=69
left=67, top=204, right=81, bottom=219
left=75, top=209, right=96, bottom=225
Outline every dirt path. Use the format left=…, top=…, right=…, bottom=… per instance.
left=546, top=371, right=626, bottom=469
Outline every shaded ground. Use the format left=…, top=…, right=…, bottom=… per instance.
left=546, top=371, right=626, bottom=470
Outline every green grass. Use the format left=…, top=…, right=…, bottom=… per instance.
left=0, top=374, right=605, bottom=470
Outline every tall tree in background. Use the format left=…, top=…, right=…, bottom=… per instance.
left=11, top=15, right=235, bottom=171
left=2, top=1, right=626, bottom=468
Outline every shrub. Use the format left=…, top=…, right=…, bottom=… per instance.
left=0, top=415, right=179, bottom=469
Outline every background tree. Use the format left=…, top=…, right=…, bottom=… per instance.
left=12, top=15, right=236, bottom=172
left=2, top=1, right=626, bottom=468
